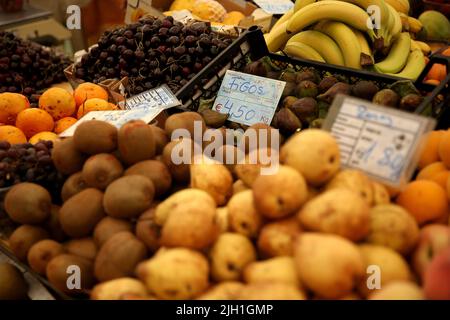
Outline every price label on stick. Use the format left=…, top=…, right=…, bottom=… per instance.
left=213, top=70, right=286, bottom=126
left=322, top=95, right=436, bottom=188
left=119, top=84, right=181, bottom=111
left=254, top=0, right=294, bottom=14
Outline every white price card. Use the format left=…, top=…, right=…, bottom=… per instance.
left=322, top=95, right=436, bottom=187
left=59, top=108, right=162, bottom=137
left=253, top=0, right=294, bottom=14
left=119, top=84, right=181, bottom=111
left=213, top=70, right=286, bottom=126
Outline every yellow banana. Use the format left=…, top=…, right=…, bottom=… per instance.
left=272, top=8, right=295, bottom=30
left=287, top=1, right=374, bottom=39
left=294, top=0, right=316, bottom=12
left=410, top=39, right=421, bottom=52
left=314, top=21, right=362, bottom=69
left=265, top=21, right=291, bottom=52
left=287, top=30, right=345, bottom=66
left=387, top=4, right=402, bottom=40
left=283, top=41, right=326, bottom=63
left=375, top=32, right=411, bottom=74
left=388, top=50, right=426, bottom=80
left=385, top=0, right=409, bottom=14
left=352, top=28, right=374, bottom=65
left=398, top=12, right=410, bottom=32
left=407, top=16, right=423, bottom=34
left=414, top=40, right=431, bottom=55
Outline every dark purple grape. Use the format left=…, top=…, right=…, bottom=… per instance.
left=169, top=26, right=181, bottom=35
left=124, top=30, right=134, bottom=39
left=161, top=19, right=173, bottom=29
left=167, top=36, right=180, bottom=45
left=99, top=51, right=108, bottom=60
left=173, top=46, right=186, bottom=56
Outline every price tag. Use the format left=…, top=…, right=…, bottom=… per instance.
left=253, top=0, right=294, bottom=15
left=59, top=108, right=162, bottom=137
left=213, top=70, right=286, bottom=126
left=119, top=85, right=181, bottom=111
left=322, top=95, right=436, bottom=187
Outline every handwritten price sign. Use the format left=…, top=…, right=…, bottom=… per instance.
left=254, top=0, right=294, bottom=14
left=213, top=70, right=286, bottom=126
left=322, top=95, right=436, bottom=187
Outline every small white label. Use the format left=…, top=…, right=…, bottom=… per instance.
left=253, top=0, right=294, bottom=14
left=213, top=70, right=286, bottom=126
left=120, top=84, right=181, bottom=111
left=323, top=95, right=436, bottom=187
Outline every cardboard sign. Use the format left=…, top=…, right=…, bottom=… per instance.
left=322, top=95, right=436, bottom=187
left=213, top=70, right=286, bottom=126
left=253, top=0, right=294, bottom=14
left=119, top=85, right=181, bottom=111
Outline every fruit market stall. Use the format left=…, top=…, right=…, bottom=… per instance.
left=0, top=0, right=450, bottom=302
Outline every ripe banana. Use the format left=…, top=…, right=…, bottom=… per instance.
left=389, top=50, right=426, bottom=80
left=294, top=0, right=316, bottom=12
left=398, top=12, right=410, bottom=32
left=314, top=21, right=362, bottom=69
left=414, top=40, right=431, bottom=55
left=283, top=41, right=326, bottom=63
left=374, top=32, right=411, bottom=74
left=265, top=21, right=291, bottom=52
left=407, top=16, right=423, bottom=34
left=384, top=0, right=409, bottom=15
left=410, top=39, right=421, bottom=52
left=387, top=3, right=402, bottom=41
left=287, top=1, right=374, bottom=39
left=287, top=30, right=345, bottom=66
left=352, top=28, right=374, bottom=65
left=272, top=8, right=294, bottom=30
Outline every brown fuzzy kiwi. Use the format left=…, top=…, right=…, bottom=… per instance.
left=164, top=112, right=206, bottom=137
left=9, top=225, right=49, bottom=261
left=46, top=254, right=95, bottom=294
left=150, top=125, right=169, bottom=155
left=118, top=120, right=156, bottom=166
left=73, top=120, right=118, bottom=154
left=93, top=217, right=133, bottom=247
left=65, top=238, right=97, bottom=260
left=59, top=188, right=106, bottom=238
left=162, top=139, right=192, bottom=183
left=94, top=231, right=147, bottom=282
left=61, top=172, right=87, bottom=202
left=103, top=175, right=155, bottom=219
left=52, top=138, right=86, bottom=175
left=82, top=153, right=124, bottom=190
left=135, top=208, right=161, bottom=253
left=45, top=205, right=67, bottom=242
left=4, top=183, right=51, bottom=224
left=27, top=240, right=65, bottom=275
left=124, top=160, right=172, bottom=197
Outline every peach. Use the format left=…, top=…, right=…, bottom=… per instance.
left=424, top=247, right=450, bottom=300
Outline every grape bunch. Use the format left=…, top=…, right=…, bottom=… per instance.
left=0, top=31, right=72, bottom=106
left=0, top=141, right=65, bottom=201
left=74, top=17, right=232, bottom=95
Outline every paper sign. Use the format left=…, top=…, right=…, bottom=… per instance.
left=253, top=0, right=294, bottom=14
left=59, top=108, right=162, bottom=137
left=322, top=95, right=436, bottom=187
left=119, top=85, right=181, bottom=111
left=213, top=70, right=286, bottom=126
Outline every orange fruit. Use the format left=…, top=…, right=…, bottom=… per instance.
left=396, top=180, right=448, bottom=225
left=39, top=87, right=76, bottom=121
left=416, top=161, right=447, bottom=180
left=0, top=93, right=30, bottom=125
left=74, top=82, right=109, bottom=107
left=54, top=117, right=77, bottom=134
left=418, top=131, right=445, bottom=169
left=15, top=108, right=55, bottom=139
left=29, top=132, right=59, bottom=144
left=0, top=126, right=27, bottom=144
left=438, top=130, right=450, bottom=168
left=428, top=171, right=450, bottom=190
left=77, top=98, right=115, bottom=119
left=108, top=103, right=119, bottom=110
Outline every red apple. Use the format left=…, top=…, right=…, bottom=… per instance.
left=412, top=224, right=450, bottom=280
left=424, top=247, right=450, bottom=300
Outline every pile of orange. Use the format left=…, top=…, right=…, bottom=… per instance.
left=424, top=47, right=450, bottom=86
left=0, top=83, right=118, bottom=145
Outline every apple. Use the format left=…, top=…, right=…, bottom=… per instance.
left=412, top=224, right=450, bottom=280
left=424, top=247, right=450, bottom=300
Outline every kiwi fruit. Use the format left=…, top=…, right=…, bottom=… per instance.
left=65, top=238, right=97, bottom=260
left=9, top=225, right=49, bottom=261
left=164, top=112, right=206, bottom=138
left=94, top=231, right=147, bottom=282
left=124, top=160, right=172, bottom=197
left=135, top=209, right=161, bottom=253
left=45, top=205, right=67, bottom=242
left=4, top=183, right=51, bottom=224
left=59, top=188, right=106, bottom=238
left=52, top=138, right=87, bottom=175
left=162, top=139, right=192, bottom=183
left=27, top=240, right=65, bottom=275
left=93, top=217, right=133, bottom=247
left=103, top=175, right=155, bottom=219
left=73, top=120, right=118, bottom=154
left=61, top=172, right=88, bottom=202
left=46, top=254, right=95, bottom=294
left=0, top=263, right=28, bottom=300
left=118, top=120, right=156, bottom=165
left=150, top=125, right=169, bottom=155
left=82, top=154, right=124, bottom=190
